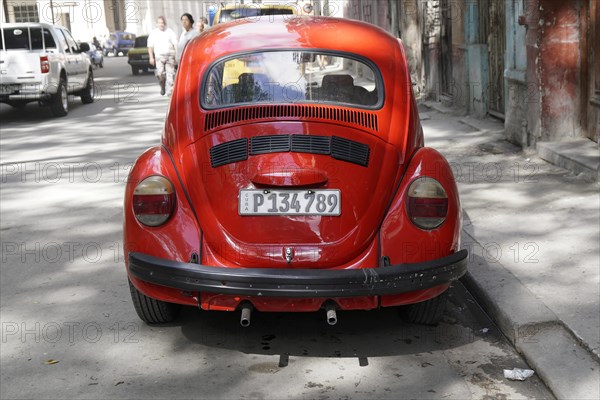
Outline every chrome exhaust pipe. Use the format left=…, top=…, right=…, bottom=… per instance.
left=240, top=305, right=252, bottom=327
left=325, top=303, right=337, bottom=326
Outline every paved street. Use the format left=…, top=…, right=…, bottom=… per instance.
left=0, top=56, right=555, bottom=399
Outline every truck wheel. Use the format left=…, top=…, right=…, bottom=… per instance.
left=80, top=71, right=95, bottom=104
left=400, top=290, right=448, bottom=325
left=131, top=66, right=139, bottom=75
left=50, top=78, right=68, bottom=117
left=128, top=279, right=181, bottom=324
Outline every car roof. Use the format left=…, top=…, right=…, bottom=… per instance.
left=220, top=4, right=296, bottom=10
left=2, top=22, right=66, bottom=30
left=187, top=16, right=398, bottom=72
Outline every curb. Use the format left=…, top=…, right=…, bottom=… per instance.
left=421, top=101, right=600, bottom=398
left=537, top=140, right=599, bottom=182
left=461, top=230, right=600, bottom=399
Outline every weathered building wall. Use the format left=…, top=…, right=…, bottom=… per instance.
left=398, top=0, right=424, bottom=94
left=423, top=0, right=441, bottom=100
left=2, top=0, right=112, bottom=41
left=450, top=0, right=468, bottom=112
left=587, top=0, right=600, bottom=142
left=538, top=0, right=582, bottom=142
left=504, top=0, right=529, bottom=146
left=520, top=0, right=595, bottom=146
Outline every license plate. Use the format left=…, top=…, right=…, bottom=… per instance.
left=239, top=189, right=341, bottom=216
left=141, top=55, right=149, bottom=59
left=0, top=85, right=19, bottom=95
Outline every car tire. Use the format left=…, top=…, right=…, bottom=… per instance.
left=50, top=78, right=68, bottom=117
left=128, top=279, right=181, bottom=324
left=80, top=71, right=95, bottom=104
left=132, top=66, right=139, bottom=75
left=400, top=290, right=448, bottom=325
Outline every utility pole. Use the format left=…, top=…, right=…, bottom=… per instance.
left=50, top=0, right=55, bottom=24
left=389, top=0, right=398, bottom=37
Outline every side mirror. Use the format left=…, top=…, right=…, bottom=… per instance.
left=79, top=42, right=90, bottom=52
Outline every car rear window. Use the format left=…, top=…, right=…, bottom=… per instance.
left=1, top=27, right=56, bottom=50
left=134, top=36, right=148, bottom=48
left=218, top=7, right=294, bottom=23
left=203, top=51, right=382, bottom=109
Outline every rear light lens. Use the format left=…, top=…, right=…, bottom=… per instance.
left=40, top=56, right=50, bottom=74
left=407, top=177, right=448, bottom=229
left=133, top=176, right=175, bottom=227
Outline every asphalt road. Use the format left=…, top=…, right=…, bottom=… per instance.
left=0, top=56, right=553, bottom=399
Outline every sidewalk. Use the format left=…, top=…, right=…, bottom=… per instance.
left=420, top=102, right=600, bottom=399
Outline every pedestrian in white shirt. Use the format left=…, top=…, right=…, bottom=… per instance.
left=177, top=13, right=199, bottom=65
left=148, top=16, right=178, bottom=96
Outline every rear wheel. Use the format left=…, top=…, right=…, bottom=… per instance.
left=131, top=66, right=139, bottom=75
left=128, top=279, right=181, bottom=324
left=50, top=78, right=68, bottom=117
left=80, top=71, right=95, bottom=104
left=400, top=290, right=448, bottom=325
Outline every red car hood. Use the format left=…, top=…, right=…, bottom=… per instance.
left=180, top=121, right=402, bottom=268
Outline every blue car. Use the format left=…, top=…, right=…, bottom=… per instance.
left=102, top=31, right=135, bottom=56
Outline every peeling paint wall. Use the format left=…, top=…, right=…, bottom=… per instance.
left=399, top=1, right=425, bottom=95
left=344, top=0, right=594, bottom=149
left=525, top=0, right=542, bottom=145
left=538, top=0, right=582, bottom=141
left=505, top=0, right=529, bottom=147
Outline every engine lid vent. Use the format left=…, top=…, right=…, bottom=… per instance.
left=331, top=136, right=370, bottom=167
left=209, top=138, right=248, bottom=168
left=204, top=105, right=379, bottom=132
left=250, top=135, right=291, bottom=155
left=291, top=135, right=331, bottom=154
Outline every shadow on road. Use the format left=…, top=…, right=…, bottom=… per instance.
left=177, top=284, right=492, bottom=360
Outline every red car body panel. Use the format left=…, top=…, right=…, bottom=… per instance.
left=124, top=16, right=465, bottom=315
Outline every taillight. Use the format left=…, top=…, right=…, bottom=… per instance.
left=407, top=177, right=448, bottom=229
left=40, top=56, right=50, bottom=74
left=133, top=176, right=175, bottom=227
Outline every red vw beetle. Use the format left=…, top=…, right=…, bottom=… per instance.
left=124, top=16, right=467, bottom=327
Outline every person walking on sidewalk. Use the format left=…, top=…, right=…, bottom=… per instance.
left=148, top=16, right=178, bottom=96
left=177, top=13, right=199, bottom=66
left=197, top=17, right=208, bottom=34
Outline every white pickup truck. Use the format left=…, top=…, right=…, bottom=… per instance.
left=0, top=23, right=94, bottom=117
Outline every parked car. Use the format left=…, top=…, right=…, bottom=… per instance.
left=127, top=35, right=153, bottom=75
left=103, top=31, right=135, bottom=56
left=0, top=23, right=94, bottom=116
left=79, top=41, right=103, bottom=68
left=213, top=3, right=297, bottom=24
left=124, top=16, right=467, bottom=327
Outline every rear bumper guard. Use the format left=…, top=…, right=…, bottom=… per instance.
left=128, top=249, right=468, bottom=298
